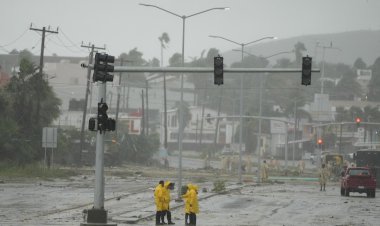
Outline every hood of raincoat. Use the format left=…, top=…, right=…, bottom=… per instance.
left=164, top=181, right=171, bottom=188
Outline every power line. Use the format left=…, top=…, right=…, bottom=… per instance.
left=0, top=27, right=29, bottom=47
left=59, top=28, right=84, bottom=52
left=45, top=36, right=85, bottom=54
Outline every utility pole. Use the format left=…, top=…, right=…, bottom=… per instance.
left=141, top=89, right=145, bottom=136
left=79, top=43, right=105, bottom=166
left=163, top=73, right=168, bottom=149
left=145, top=79, right=150, bottom=136
left=199, top=82, right=208, bottom=148
left=115, top=58, right=124, bottom=137
left=30, top=25, right=59, bottom=76
left=213, top=88, right=223, bottom=154
left=29, top=25, right=58, bottom=128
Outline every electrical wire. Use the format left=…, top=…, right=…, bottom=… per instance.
left=46, top=36, right=84, bottom=54
left=59, top=28, right=85, bottom=53
left=0, top=46, right=11, bottom=53
left=0, top=27, right=29, bottom=47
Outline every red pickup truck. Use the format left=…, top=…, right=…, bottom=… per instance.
left=340, top=167, right=376, bottom=198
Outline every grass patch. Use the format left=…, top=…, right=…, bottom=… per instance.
left=0, top=163, right=79, bottom=180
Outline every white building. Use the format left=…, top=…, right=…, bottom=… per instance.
left=161, top=106, right=236, bottom=150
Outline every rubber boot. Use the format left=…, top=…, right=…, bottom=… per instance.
left=156, top=211, right=162, bottom=225
left=167, top=211, right=175, bottom=224
left=189, top=213, right=196, bottom=226
left=161, top=211, right=167, bottom=224
left=185, top=213, right=189, bottom=225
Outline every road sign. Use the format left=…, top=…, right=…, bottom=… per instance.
left=42, top=127, right=57, bottom=148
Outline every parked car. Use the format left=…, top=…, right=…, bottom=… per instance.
left=340, top=167, right=376, bottom=198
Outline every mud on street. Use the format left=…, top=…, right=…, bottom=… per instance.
left=0, top=165, right=379, bottom=226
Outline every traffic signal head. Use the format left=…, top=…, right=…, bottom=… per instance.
left=97, top=102, right=109, bottom=132
left=317, top=138, right=323, bottom=145
left=106, top=118, right=116, bottom=131
left=89, top=117, right=97, bottom=131
left=301, top=56, right=312, bottom=86
left=93, top=53, right=115, bottom=82
left=214, top=56, right=224, bottom=85
left=355, top=117, right=361, bottom=127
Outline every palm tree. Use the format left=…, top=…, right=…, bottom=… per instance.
left=158, top=33, right=170, bottom=148
left=294, top=42, right=307, bottom=66
left=158, top=32, right=170, bottom=67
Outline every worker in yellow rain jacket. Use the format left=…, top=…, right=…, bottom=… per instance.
left=162, top=181, right=175, bottom=224
left=182, top=184, right=192, bottom=225
left=188, top=184, right=199, bottom=226
left=260, top=160, right=269, bottom=182
left=154, top=180, right=165, bottom=225
left=318, top=164, right=329, bottom=191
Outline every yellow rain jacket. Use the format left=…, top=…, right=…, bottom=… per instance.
left=154, top=183, right=164, bottom=211
left=318, top=167, right=329, bottom=185
left=188, top=184, right=199, bottom=214
left=182, top=184, right=192, bottom=214
left=162, top=181, right=172, bottom=211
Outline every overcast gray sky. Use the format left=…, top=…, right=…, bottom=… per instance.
left=1, top=0, right=379, bottom=65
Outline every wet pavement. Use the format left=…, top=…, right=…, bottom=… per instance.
left=1, top=172, right=379, bottom=226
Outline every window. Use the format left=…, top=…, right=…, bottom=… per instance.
left=348, top=169, right=369, bottom=176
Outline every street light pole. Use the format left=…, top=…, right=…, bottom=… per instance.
left=140, top=3, right=229, bottom=199
left=209, top=35, right=276, bottom=184
left=316, top=42, right=341, bottom=94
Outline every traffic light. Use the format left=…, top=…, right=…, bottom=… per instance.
left=88, top=117, right=97, bottom=131
left=97, top=102, right=109, bottom=132
left=106, top=118, right=116, bottom=131
left=93, top=53, right=115, bottom=82
left=214, top=56, right=224, bottom=85
left=301, top=56, right=312, bottom=86
left=355, top=117, right=361, bottom=127
left=317, top=138, right=323, bottom=150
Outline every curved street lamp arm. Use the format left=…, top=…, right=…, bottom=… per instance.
left=209, top=35, right=241, bottom=46
left=244, top=36, right=276, bottom=46
left=187, top=7, right=229, bottom=19
left=139, top=3, right=182, bottom=18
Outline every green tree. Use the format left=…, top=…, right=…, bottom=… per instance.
left=168, top=53, right=182, bottom=67
left=332, top=70, right=362, bottom=100
left=119, top=48, right=148, bottom=86
left=367, top=57, right=380, bottom=101
left=4, top=57, right=61, bottom=164
left=353, top=57, right=367, bottom=70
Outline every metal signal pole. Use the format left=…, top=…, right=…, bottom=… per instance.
left=79, top=43, right=105, bottom=165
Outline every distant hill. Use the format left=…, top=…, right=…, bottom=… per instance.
left=223, top=30, right=380, bottom=67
